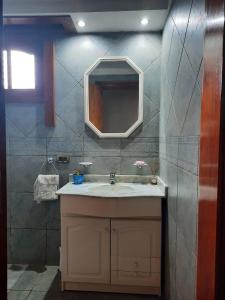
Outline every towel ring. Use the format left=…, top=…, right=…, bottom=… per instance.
left=39, top=157, right=59, bottom=175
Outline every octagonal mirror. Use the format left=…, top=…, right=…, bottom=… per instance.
left=84, top=57, right=143, bottom=138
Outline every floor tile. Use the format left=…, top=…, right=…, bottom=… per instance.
left=8, top=265, right=28, bottom=290
left=8, top=265, right=163, bottom=300
left=7, top=290, right=30, bottom=300
left=11, top=266, right=46, bottom=291
left=26, top=291, right=47, bottom=300
left=32, top=266, right=60, bottom=292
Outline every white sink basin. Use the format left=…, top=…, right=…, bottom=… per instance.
left=56, top=180, right=166, bottom=198
left=88, top=183, right=134, bottom=194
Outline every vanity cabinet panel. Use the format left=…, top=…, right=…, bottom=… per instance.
left=60, top=194, right=163, bottom=295
left=111, top=219, right=161, bottom=287
left=61, top=196, right=161, bottom=218
left=61, top=217, right=110, bottom=284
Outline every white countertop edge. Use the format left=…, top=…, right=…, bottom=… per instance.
left=56, top=177, right=167, bottom=198
left=157, top=177, right=168, bottom=198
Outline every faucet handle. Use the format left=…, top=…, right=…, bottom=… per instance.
left=109, top=171, right=116, bottom=184
left=110, top=171, right=116, bottom=178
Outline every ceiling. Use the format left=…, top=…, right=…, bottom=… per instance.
left=3, top=0, right=170, bottom=32
left=71, top=10, right=168, bottom=32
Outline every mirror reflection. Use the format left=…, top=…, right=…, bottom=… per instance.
left=88, top=60, right=139, bottom=134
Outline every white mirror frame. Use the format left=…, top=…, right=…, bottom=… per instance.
left=84, top=56, right=144, bottom=138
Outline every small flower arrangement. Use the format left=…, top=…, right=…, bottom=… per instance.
left=72, top=169, right=84, bottom=185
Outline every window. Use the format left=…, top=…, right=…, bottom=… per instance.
left=3, top=45, right=42, bottom=103
left=3, top=29, right=55, bottom=126
left=3, top=32, right=43, bottom=103
left=3, top=49, right=36, bottom=90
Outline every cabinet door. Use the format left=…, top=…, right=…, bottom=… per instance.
left=61, top=217, right=110, bottom=284
left=111, top=219, right=161, bottom=287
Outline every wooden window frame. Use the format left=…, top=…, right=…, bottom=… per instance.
left=4, top=29, right=55, bottom=126
left=43, top=41, right=55, bottom=127
left=3, top=38, right=43, bottom=103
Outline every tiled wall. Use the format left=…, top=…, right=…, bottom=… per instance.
left=160, top=0, right=205, bottom=299
left=6, top=32, right=162, bottom=264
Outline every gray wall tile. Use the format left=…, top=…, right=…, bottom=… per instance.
left=56, top=84, right=84, bottom=137
left=83, top=156, right=121, bottom=175
left=6, top=117, right=25, bottom=138
left=161, top=18, right=174, bottom=69
left=160, top=137, right=179, bottom=165
left=10, top=229, right=46, bottom=265
left=121, top=138, right=158, bottom=158
left=166, top=103, right=180, bottom=137
left=161, top=159, right=178, bottom=221
left=173, top=49, right=197, bottom=132
left=160, top=0, right=204, bottom=298
left=181, top=82, right=201, bottom=137
left=133, top=112, right=159, bottom=138
left=144, top=57, right=161, bottom=107
left=8, top=138, right=46, bottom=156
left=47, top=136, right=83, bottom=156
left=184, top=0, right=205, bottom=75
left=106, top=33, right=162, bottom=71
left=160, top=74, right=173, bottom=137
left=171, top=0, right=193, bottom=44
left=164, top=214, right=177, bottom=300
left=10, top=192, right=48, bottom=229
left=84, top=137, right=121, bottom=157
left=177, top=136, right=199, bottom=175
left=166, top=25, right=183, bottom=97
left=6, top=104, right=44, bottom=137
left=143, top=95, right=160, bottom=129
left=55, top=35, right=110, bottom=82
left=176, top=230, right=196, bottom=300
left=8, top=156, right=46, bottom=193
left=177, top=169, right=198, bottom=255
left=54, top=60, right=77, bottom=101
left=46, top=230, right=60, bottom=265
left=46, top=201, right=60, bottom=230
left=28, top=115, right=74, bottom=139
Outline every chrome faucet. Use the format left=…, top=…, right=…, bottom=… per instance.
left=109, top=172, right=116, bottom=185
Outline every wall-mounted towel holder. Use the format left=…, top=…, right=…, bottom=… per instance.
left=39, top=157, right=59, bottom=175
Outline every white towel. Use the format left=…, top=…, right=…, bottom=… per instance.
left=34, top=175, right=59, bottom=203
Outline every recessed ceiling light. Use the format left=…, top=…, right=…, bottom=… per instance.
left=78, top=20, right=86, bottom=27
left=141, top=18, right=149, bottom=26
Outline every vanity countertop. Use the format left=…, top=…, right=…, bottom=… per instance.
left=56, top=180, right=167, bottom=198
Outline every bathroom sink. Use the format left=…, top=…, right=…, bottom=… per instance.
left=88, top=183, right=134, bottom=194
left=56, top=179, right=166, bottom=198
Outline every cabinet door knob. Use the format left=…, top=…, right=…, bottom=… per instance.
left=112, top=228, right=116, bottom=233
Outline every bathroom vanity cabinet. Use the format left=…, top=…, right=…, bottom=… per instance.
left=59, top=189, right=163, bottom=296
left=61, top=217, right=110, bottom=284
